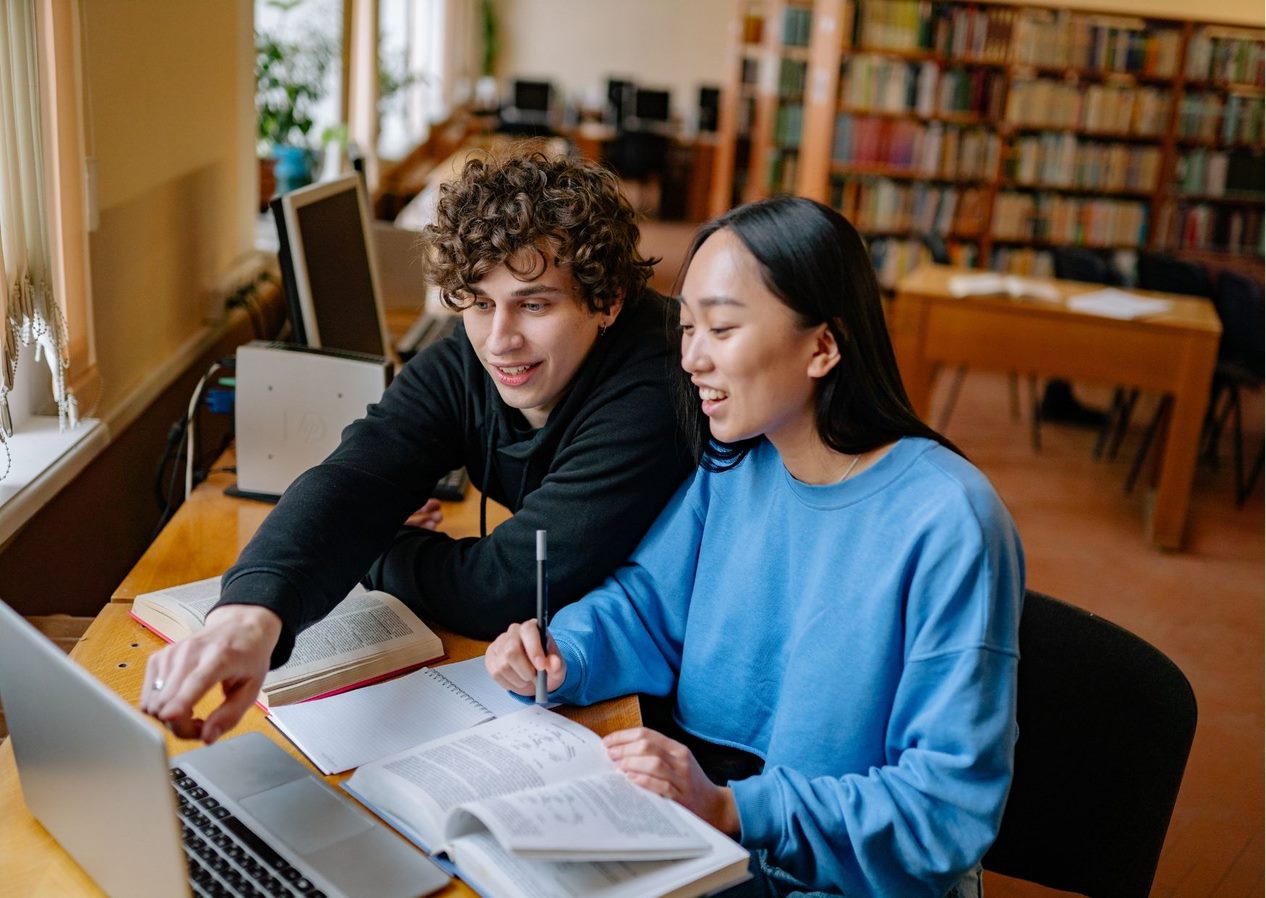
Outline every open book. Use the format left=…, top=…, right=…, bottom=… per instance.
left=947, top=272, right=1061, bottom=303
left=268, top=656, right=549, bottom=773
left=129, top=576, right=444, bottom=707
left=345, top=706, right=750, bottom=898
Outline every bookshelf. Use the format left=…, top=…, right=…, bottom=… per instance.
left=710, top=0, right=1265, bottom=288
left=710, top=1, right=765, bottom=216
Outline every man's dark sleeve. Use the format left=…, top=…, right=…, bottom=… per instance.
left=365, top=379, right=692, bottom=639
left=215, top=342, right=468, bottom=667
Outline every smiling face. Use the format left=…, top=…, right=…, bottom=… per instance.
left=462, top=251, right=621, bottom=429
left=679, top=229, right=839, bottom=458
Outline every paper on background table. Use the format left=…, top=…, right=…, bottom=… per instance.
left=268, top=665, right=493, bottom=773
left=1067, top=288, right=1174, bottom=320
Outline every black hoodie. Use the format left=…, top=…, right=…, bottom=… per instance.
left=216, top=289, right=692, bottom=665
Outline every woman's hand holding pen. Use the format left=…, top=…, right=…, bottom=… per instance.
left=140, top=605, right=281, bottom=744
left=485, top=619, right=566, bottom=695
left=603, top=729, right=742, bottom=837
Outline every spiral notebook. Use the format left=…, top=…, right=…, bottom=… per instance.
left=268, top=657, right=540, bottom=774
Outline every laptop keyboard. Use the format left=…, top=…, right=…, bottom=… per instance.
left=171, top=767, right=325, bottom=898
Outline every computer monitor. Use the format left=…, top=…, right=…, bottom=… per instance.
left=272, top=174, right=391, bottom=359
left=698, top=86, right=720, bottom=133
left=607, top=78, right=634, bottom=125
left=513, top=79, right=552, bottom=115
left=632, top=88, right=671, bottom=125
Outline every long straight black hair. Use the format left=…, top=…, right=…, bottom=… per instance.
left=671, top=195, right=961, bottom=470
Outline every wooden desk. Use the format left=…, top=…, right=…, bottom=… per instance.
left=113, top=449, right=507, bottom=601
left=4, top=460, right=641, bottom=897
left=891, top=265, right=1221, bottom=550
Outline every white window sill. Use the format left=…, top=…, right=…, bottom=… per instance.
left=0, top=416, right=108, bottom=548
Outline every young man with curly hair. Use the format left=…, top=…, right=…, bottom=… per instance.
left=142, top=150, right=692, bottom=743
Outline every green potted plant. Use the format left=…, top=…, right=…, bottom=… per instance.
left=255, top=17, right=334, bottom=194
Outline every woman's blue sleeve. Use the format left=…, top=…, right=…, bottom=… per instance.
left=547, top=473, right=707, bottom=706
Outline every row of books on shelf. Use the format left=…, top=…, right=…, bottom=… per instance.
left=1004, top=79, right=1169, bottom=135
left=774, top=102, right=805, bottom=148
left=832, top=177, right=986, bottom=236
left=767, top=149, right=801, bottom=195
left=1006, top=135, right=1161, bottom=193
left=841, top=56, right=938, bottom=114
left=865, top=225, right=1260, bottom=295
left=742, top=10, right=764, bottom=45
left=736, top=95, right=757, bottom=134
left=1177, top=93, right=1265, bottom=144
left=781, top=4, right=813, bottom=48
left=1175, top=148, right=1265, bottom=198
left=867, top=236, right=981, bottom=288
left=1159, top=202, right=1263, bottom=254
left=989, top=245, right=1057, bottom=278
left=1185, top=29, right=1265, bottom=85
left=777, top=57, right=808, bottom=98
left=832, top=116, right=1000, bottom=180
left=839, top=57, right=1007, bottom=118
left=866, top=238, right=1075, bottom=291
left=992, top=192, right=1148, bottom=246
left=1011, top=12, right=1182, bottom=77
left=852, top=0, right=1015, bottom=63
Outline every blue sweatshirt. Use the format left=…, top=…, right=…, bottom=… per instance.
left=548, top=437, right=1024, bottom=898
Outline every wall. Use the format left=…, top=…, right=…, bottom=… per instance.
left=492, top=0, right=1262, bottom=124
left=82, top=0, right=257, bottom=417
left=492, top=0, right=736, bottom=127
left=0, top=0, right=261, bottom=615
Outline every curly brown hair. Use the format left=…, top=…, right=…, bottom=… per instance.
left=422, top=146, right=656, bottom=313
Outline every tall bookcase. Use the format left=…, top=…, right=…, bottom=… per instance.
left=710, top=0, right=1265, bottom=288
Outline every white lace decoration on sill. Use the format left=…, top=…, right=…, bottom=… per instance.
left=0, top=272, right=79, bottom=482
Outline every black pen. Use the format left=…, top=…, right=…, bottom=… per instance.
left=535, top=529, right=549, bottom=704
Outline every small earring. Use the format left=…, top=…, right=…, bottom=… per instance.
left=597, top=324, right=608, bottom=338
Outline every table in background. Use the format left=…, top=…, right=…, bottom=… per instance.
left=3, top=451, right=641, bottom=897
left=890, top=265, right=1221, bottom=551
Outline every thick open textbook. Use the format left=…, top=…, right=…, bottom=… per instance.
left=269, top=656, right=547, bottom=773
left=344, top=706, right=750, bottom=898
left=129, top=576, right=444, bottom=707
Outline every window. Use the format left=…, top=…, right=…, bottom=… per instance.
left=0, top=0, right=104, bottom=537
left=0, top=0, right=94, bottom=447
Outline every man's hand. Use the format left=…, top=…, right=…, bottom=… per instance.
left=140, top=604, right=282, bottom=743
left=485, top=619, right=566, bottom=696
left=404, top=498, right=444, bottom=530
left=603, top=728, right=741, bottom=836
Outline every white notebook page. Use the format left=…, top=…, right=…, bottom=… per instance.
left=269, top=666, right=493, bottom=773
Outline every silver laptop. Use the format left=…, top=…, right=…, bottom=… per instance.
left=0, top=599, right=450, bottom=898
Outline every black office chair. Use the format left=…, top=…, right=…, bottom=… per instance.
left=605, top=130, right=670, bottom=213
left=1052, top=246, right=1112, bottom=284
left=984, top=590, right=1197, bottom=898
left=1200, top=270, right=1265, bottom=504
left=1123, top=258, right=1221, bottom=496
left=1137, top=251, right=1213, bottom=300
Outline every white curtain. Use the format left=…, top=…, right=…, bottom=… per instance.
left=0, top=0, right=77, bottom=455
